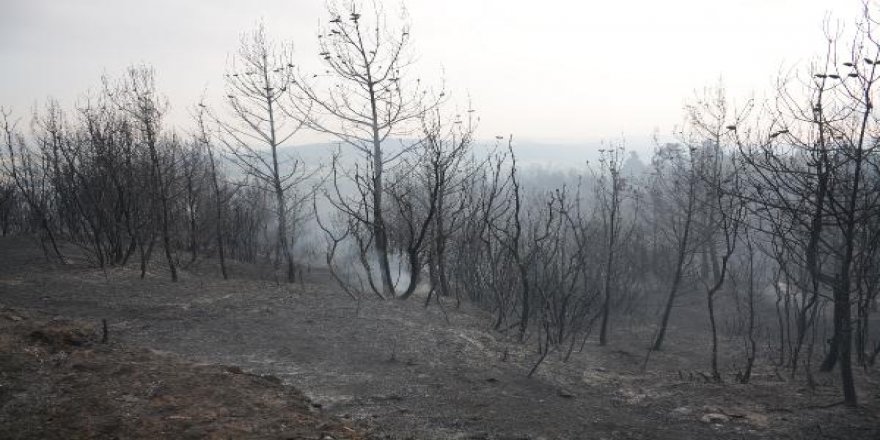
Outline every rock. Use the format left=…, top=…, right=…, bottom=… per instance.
left=744, top=412, right=770, bottom=428
left=557, top=388, right=576, bottom=398
left=672, top=406, right=692, bottom=415
left=701, top=413, right=730, bottom=423
left=451, top=433, right=488, bottom=440
left=29, top=327, right=91, bottom=347
left=120, top=394, right=141, bottom=403
left=260, top=374, right=282, bottom=384
left=71, top=362, right=96, bottom=372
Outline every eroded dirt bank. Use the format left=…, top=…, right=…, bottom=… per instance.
left=0, top=305, right=367, bottom=439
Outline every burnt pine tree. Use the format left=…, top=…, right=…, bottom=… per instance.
left=217, top=23, right=313, bottom=283
left=290, top=1, right=439, bottom=297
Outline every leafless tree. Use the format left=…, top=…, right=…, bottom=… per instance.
left=734, top=13, right=880, bottom=405
left=594, top=145, right=627, bottom=346
left=217, top=23, right=316, bottom=283
left=194, top=104, right=230, bottom=279
left=419, top=106, right=477, bottom=305
left=1, top=108, right=64, bottom=261
left=684, top=84, right=750, bottom=381
left=650, top=142, right=702, bottom=351
left=0, top=178, right=22, bottom=236
left=106, top=66, right=179, bottom=281
left=291, top=0, right=438, bottom=297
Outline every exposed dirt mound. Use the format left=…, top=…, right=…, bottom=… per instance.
left=0, top=306, right=370, bottom=440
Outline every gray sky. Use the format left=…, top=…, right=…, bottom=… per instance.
left=0, top=0, right=860, bottom=146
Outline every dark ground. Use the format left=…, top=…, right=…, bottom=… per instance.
left=0, top=306, right=367, bottom=439
left=1, top=235, right=878, bottom=439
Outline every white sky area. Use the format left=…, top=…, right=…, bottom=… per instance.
left=0, top=0, right=864, bottom=151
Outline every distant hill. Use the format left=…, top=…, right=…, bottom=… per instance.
left=269, top=137, right=655, bottom=172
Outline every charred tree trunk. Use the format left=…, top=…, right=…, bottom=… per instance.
left=652, top=173, right=697, bottom=351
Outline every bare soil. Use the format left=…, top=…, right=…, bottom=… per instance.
left=1, top=235, right=878, bottom=439
left=0, top=306, right=367, bottom=439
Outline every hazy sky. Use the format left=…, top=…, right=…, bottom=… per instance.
left=0, top=0, right=862, bottom=146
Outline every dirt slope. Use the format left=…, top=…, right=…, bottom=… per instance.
left=0, top=236, right=878, bottom=439
left=0, top=305, right=368, bottom=439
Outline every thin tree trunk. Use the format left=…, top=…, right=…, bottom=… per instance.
left=599, top=194, right=618, bottom=346
left=205, top=143, right=228, bottom=280
left=652, top=175, right=696, bottom=351
left=367, top=79, right=395, bottom=298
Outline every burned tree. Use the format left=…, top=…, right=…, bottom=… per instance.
left=291, top=1, right=437, bottom=297
left=217, top=24, right=314, bottom=283
left=683, top=84, right=750, bottom=381
left=106, top=66, right=179, bottom=281
left=735, top=16, right=880, bottom=405
left=594, top=145, right=628, bottom=346
left=194, top=104, right=230, bottom=279
left=1, top=108, right=64, bottom=261
left=650, top=142, right=702, bottom=351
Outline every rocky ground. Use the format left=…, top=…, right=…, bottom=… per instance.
left=1, top=235, right=878, bottom=439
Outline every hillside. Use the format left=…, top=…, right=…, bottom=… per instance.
left=1, top=236, right=878, bottom=439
